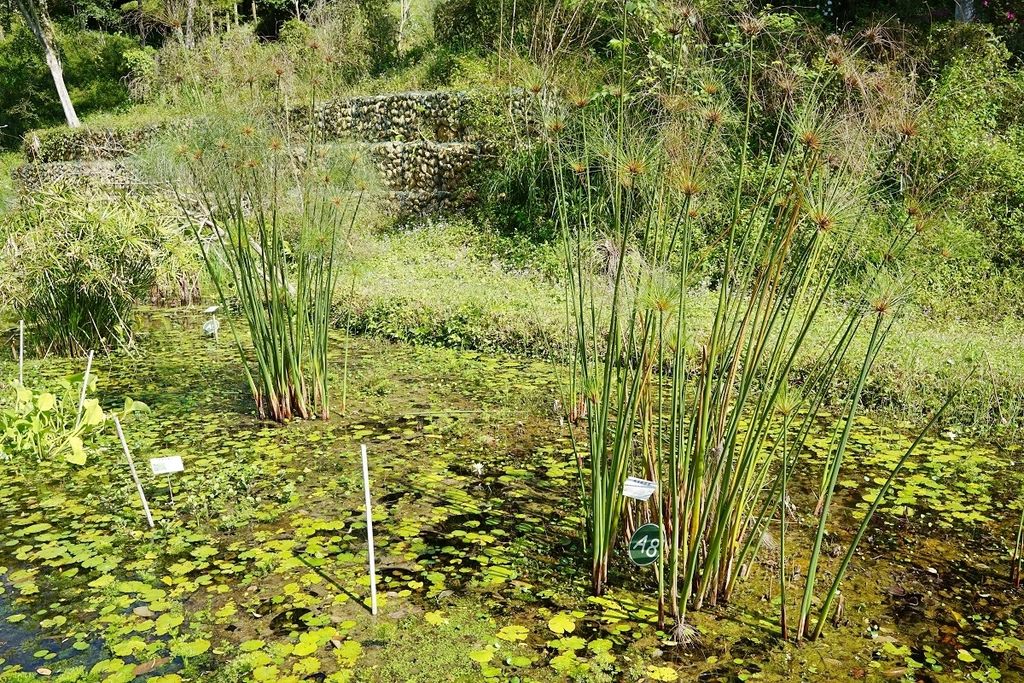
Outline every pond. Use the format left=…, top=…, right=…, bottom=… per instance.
left=0, top=312, right=1021, bottom=682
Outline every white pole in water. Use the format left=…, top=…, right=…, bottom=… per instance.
left=114, top=415, right=154, bottom=529
left=361, top=444, right=378, bottom=616
left=76, top=351, right=94, bottom=424
left=18, top=320, right=24, bottom=385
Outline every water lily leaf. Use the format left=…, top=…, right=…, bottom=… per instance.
left=547, top=613, right=575, bottom=634
left=424, top=610, right=447, bottom=625
left=647, top=665, right=679, bottom=681
left=155, top=612, right=184, bottom=635
left=240, top=639, right=265, bottom=652
left=957, top=649, right=977, bottom=663
left=292, top=657, right=320, bottom=675
left=172, top=638, right=210, bottom=657
left=550, top=636, right=586, bottom=651
left=469, top=650, right=493, bottom=663
left=647, top=663, right=679, bottom=679
left=88, top=574, right=114, bottom=589
left=549, top=652, right=580, bottom=673
left=496, top=624, right=528, bottom=641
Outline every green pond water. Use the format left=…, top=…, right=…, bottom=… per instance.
left=0, top=311, right=1021, bottom=682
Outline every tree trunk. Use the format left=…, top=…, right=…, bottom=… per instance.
left=955, top=0, right=975, bottom=21
left=397, top=0, right=411, bottom=56
left=184, top=0, right=196, bottom=47
left=15, top=0, right=80, bottom=127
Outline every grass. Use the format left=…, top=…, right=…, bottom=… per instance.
left=338, top=220, right=564, bottom=355
left=328, top=220, right=1024, bottom=440
left=0, top=151, right=22, bottom=210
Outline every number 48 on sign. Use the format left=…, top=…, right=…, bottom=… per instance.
left=628, top=523, right=662, bottom=566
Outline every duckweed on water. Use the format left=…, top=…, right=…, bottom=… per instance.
left=0, top=315, right=1021, bottom=681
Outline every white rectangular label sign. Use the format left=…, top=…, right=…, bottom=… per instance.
left=623, top=476, right=657, bottom=501
left=150, top=456, right=184, bottom=475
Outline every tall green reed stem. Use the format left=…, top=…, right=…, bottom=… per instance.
left=540, top=5, right=943, bottom=642
left=176, top=112, right=362, bottom=422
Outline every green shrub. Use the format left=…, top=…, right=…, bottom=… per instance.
left=151, top=5, right=389, bottom=114
left=433, top=0, right=551, bottom=54
left=907, top=23, right=1024, bottom=318
left=0, top=22, right=136, bottom=148
left=0, top=186, right=199, bottom=355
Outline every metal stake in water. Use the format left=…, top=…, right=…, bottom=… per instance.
left=18, top=320, right=24, bottom=385
left=361, top=443, right=378, bottom=616
left=76, top=351, right=94, bottom=425
left=114, top=415, right=154, bottom=529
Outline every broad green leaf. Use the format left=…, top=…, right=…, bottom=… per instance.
left=497, top=624, right=529, bottom=642
left=172, top=638, right=210, bottom=657
left=82, top=400, right=104, bottom=426
left=65, top=436, right=86, bottom=465
left=647, top=665, right=679, bottom=681
left=124, top=397, right=150, bottom=414
left=36, top=393, right=55, bottom=411
left=547, top=613, right=575, bottom=635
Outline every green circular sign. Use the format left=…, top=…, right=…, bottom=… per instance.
left=628, top=523, right=663, bottom=566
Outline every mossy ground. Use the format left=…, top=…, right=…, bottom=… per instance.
left=0, top=312, right=1021, bottom=682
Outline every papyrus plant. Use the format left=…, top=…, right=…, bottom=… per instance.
left=175, top=118, right=364, bottom=423
left=543, top=5, right=949, bottom=642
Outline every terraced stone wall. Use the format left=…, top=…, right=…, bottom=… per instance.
left=15, top=91, right=485, bottom=215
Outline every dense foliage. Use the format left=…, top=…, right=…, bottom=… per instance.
left=0, top=373, right=147, bottom=466
left=0, top=186, right=199, bottom=354
left=0, top=23, right=135, bottom=146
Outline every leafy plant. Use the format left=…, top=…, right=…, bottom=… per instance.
left=0, top=21, right=135, bottom=148
left=0, top=185, right=201, bottom=355
left=0, top=371, right=148, bottom=466
left=541, top=5, right=953, bottom=642
left=174, top=115, right=365, bottom=422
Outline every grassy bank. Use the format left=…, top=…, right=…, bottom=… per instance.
left=335, top=220, right=1024, bottom=440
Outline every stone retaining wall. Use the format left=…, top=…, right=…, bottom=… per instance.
left=314, top=91, right=469, bottom=143
left=16, top=91, right=484, bottom=215
left=13, top=160, right=140, bottom=193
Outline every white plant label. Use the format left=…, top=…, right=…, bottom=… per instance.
left=150, top=456, right=184, bottom=475
left=623, top=476, right=657, bottom=501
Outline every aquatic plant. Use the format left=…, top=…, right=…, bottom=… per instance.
left=0, top=367, right=148, bottom=466
left=542, top=5, right=949, bottom=641
left=0, top=186, right=199, bottom=355
left=174, top=115, right=364, bottom=422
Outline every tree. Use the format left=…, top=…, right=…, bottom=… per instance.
left=955, top=0, right=976, bottom=21
left=13, top=0, right=80, bottom=127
